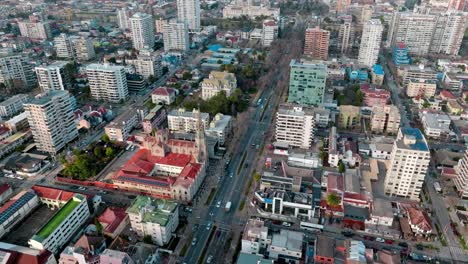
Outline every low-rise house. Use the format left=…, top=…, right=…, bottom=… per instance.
left=201, top=71, right=237, bottom=100
left=98, top=207, right=129, bottom=239
left=31, top=185, right=75, bottom=209
left=99, top=249, right=134, bottom=264
left=407, top=208, right=433, bottom=237
left=338, top=105, right=360, bottom=129
left=0, top=191, right=39, bottom=239
left=0, top=242, right=56, bottom=264
left=268, top=230, right=303, bottom=263
left=241, top=219, right=270, bottom=255
left=447, top=100, right=464, bottom=115
left=421, top=112, right=451, bottom=139
left=151, top=87, right=176, bottom=105
left=59, top=234, right=106, bottom=264
left=361, top=84, right=390, bottom=107
left=105, top=109, right=139, bottom=142
left=366, top=198, right=394, bottom=227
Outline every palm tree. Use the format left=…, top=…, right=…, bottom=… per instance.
left=326, top=193, right=341, bottom=207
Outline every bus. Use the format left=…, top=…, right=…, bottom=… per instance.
left=300, top=221, right=323, bottom=232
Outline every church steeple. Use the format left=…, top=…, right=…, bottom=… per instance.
left=195, top=106, right=207, bottom=163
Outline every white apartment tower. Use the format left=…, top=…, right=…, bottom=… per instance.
left=384, top=128, right=430, bottom=200
left=54, top=33, right=75, bottom=59
left=35, top=61, right=71, bottom=92
left=163, top=22, right=189, bottom=52
left=86, top=64, right=129, bottom=103
left=127, top=48, right=162, bottom=79
left=177, top=0, right=201, bottom=31
left=338, top=22, right=354, bottom=54
left=72, top=37, right=96, bottom=61
left=262, top=20, right=279, bottom=47
left=430, top=12, right=466, bottom=55
left=275, top=104, right=316, bottom=149
left=358, top=19, right=383, bottom=67
left=24, top=90, right=78, bottom=154
left=0, top=54, right=37, bottom=89
left=117, top=8, right=130, bottom=30
left=130, top=13, right=155, bottom=50
left=18, top=21, right=51, bottom=40
left=455, top=148, right=468, bottom=198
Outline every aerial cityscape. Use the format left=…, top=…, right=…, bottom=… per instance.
left=0, top=0, right=466, bottom=263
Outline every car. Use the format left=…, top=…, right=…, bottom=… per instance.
left=78, top=187, right=87, bottom=191
left=206, top=255, right=213, bottom=263
left=341, top=231, right=354, bottom=237
left=415, top=244, right=424, bottom=251
left=375, top=237, right=385, bottom=243
left=398, top=242, right=408, bottom=248
left=191, top=238, right=197, bottom=246
left=206, top=223, right=211, bottom=230
left=385, top=239, right=393, bottom=245
left=216, top=201, right=221, bottom=208
left=282, top=222, right=291, bottom=227
left=229, top=172, right=234, bottom=178
left=15, top=176, right=24, bottom=180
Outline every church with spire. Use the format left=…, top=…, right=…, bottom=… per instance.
left=112, top=112, right=208, bottom=202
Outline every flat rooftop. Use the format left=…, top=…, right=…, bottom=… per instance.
left=126, top=196, right=178, bottom=226
left=397, top=128, right=429, bottom=152
left=271, top=229, right=303, bottom=252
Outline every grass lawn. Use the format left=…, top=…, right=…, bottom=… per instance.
left=36, top=199, right=80, bottom=239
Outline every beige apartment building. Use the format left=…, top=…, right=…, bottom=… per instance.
left=370, top=105, right=401, bottom=134
left=406, top=78, right=437, bottom=98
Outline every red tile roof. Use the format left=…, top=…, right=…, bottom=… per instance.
left=407, top=208, right=432, bottom=232
left=152, top=87, right=175, bottom=96
left=327, top=173, right=344, bottom=193
left=440, top=90, right=456, bottom=100
left=0, top=183, right=11, bottom=195
left=98, top=207, right=128, bottom=234
left=31, top=186, right=75, bottom=202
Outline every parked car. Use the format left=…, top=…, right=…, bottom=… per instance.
left=78, top=187, right=87, bottom=191
left=192, top=238, right=197, bottom=246
left=282, top=222, right=292, bottom=227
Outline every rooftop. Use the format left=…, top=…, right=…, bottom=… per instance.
left=397, top=128, right=429, bottom=152
left=0, top=94, right=28, bottom=107
left=315, top=235, right=335, bottom=257
left=126, top=196, right=177, bottom=226
left=31, top=185, right=75, bottom=202
left=422, top=112, right=451, bottom=131
left=372, top=198, right=393, bottom=218
left=206, top=113, right=231, bottom=132
left=168, top=108, right=209, bottom=120
left=372, top=64, right=384, bottom=75
left=236, top=253, right=272, bottom=264
left=98, top=207, right=128, bottom=234
left=25, top=90, right=69, bottom=106
left=33, top=194, right=85, bottom=241
left=0, top=191, right=36, bottom=225
left=271, top=229, right=303, bottom=252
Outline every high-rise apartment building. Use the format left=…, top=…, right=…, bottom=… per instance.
left=337, top=22, right=354, bottom=54
left=163, top=22, right=189, bottom=52
left=0, top=94, right=29, bottom=118
left=454, top=149, right=468, bottom=198
left=127, top=48, right=162, bottom=79
left=86, top=64, right=129, bottom=103
left=358, top=19, right=383, bottom=67
left=384, top=128, right=430, bottom=200
left=177, top=0, right=201, bottom=31
left=168, top=108, right=210, bottom=133
left=18, top=21, right=51, bottom=40
left=130, top=13, right=155, bottom=50
left=35, top=61, right=71, bottom=92
left=392, top=42, right=411, bottom=66
left=370, top=105, right=401, bottom=134
left=287, top=60, right=327, bottom=106
left=54, top=33, right=75, bottom=59
left=406, top=78, right=437, bottom=98
left=24, top=90, right=78, bottom=154
left=0, top=54, right=37, bottom=89
left=430, top=12, right=466, bottom=55
left=71, top=37, right=96, bottom=61
left=117, top=8, right=130, bottom=30
left=304, top=27, right=330, bottom=60
left=336, top=0, right=351, bottom=13
left=275, top=104, right=316, bottom=149
left=262, top=20, right=278, bottom=47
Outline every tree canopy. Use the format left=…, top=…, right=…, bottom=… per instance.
left=326, top=193, right=341, bottom=207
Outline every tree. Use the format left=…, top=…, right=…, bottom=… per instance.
left=338, top=160, right=345, bottom=173
left=101, top=134, right=110, bottom=143
left=253, top=172, right=261, bottom=182
left=326, top=193, right=341, bottom=207
left=182, top=72, right=192, bottom=80
left=94, top=218, right=103, bottom=234
left=143, top=235, right=154, bottom=244
left=105, top=147, right=114, bottom=158
left=94, top=147, right=103, bottom=158
left=422, top=100, right=430, bottom=108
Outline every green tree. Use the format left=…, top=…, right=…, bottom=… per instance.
left=422, top=100, right=430, bottom=108
left=338, top=160, right=345, bottom=173
left=105, top=147, right=114, bottom=158
left=94, top=147, right=103, bottom=158
left=101, top=134, right=110, bottom=143
left=253, top=172, right=261, bottom=182
left=94, top=218, right=103, bottom=234
left=352, top=90, right=364, bottom=106
left=143, top=235, right=153, bottom=244
left=182, top=72, right=192, bottom=80
left=326, top=193, right=341, bottom=207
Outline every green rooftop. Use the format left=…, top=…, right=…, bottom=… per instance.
left=34, top=194, right=84, bottom=240
left=126, top=196, right=178, bottom=226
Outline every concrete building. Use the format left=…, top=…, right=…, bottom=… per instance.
left=406, top=78, right=437, bottom=98
left=163, top=22, right=189, bottom=52
left=358, top=19, right=383, bottom=67
left=127, top=48, right=162, bottom=79
left=86, top=64, right=129, bottom=103
left=104, top=110, right=139, bottom=142
left=384, top=128, right=430, bottom=200
left=18, top=21, right=50, bottom=40
left=370, top=105, right=401, bottom=134
left=117, top=8, right=130, bottom=30
left=168, top=108, right=209, bottom=133
left=338, top=105, right=360, bottom=129
left=268, top=229, right=303, bottom=263
left=371, top=64, right=384, bottom=85
left=337, top=22, right=354, bottom=54
left=177, top=0, right=201, bottom=31
left=0, top=53, right=37, bottom=89
left=360, top=84, right=390, bottom=106
left=29, top=194, right=90, bottom=254
left=288, top=60, right=327, bottom=106
left=142, top=105, right=167, bottom=134
left=0, top=191, right=39, bottom=239
left=304, top=27, right=330, bottom=60
left=99, top=249, right=134, bottom=264
left=151, top=87, right=177, bottom=105
left=336, top=0, right=352, bottom=13
left=241, top=219, right=270, bottom=255
left=222, top=5, right=280, bottom=19
left=0, top=94, right=29, bottom=118
left=201, top=71, right=237, bottom=100
left=430, top=12, right=466, bottom=55
left=262, top=20, right=278, bottom=47
left=35, top=61, right=71, bottom=92
left=275, top=104, right=316, bottom=149
left=24, top=91, right=78, bottom=155
left=205, top=113, right=232, bottom=145
left=421, top=112, right=451, bottom=139
left=454, top=148, right=468, bottom=198
left=71, top=37, right=95, bottom=61
left=54, top=33, right=75, bottom=59
left=0, top=242, right=56, bottom=264
left=127, top=196, right=179, bottom=246
left=130, top=13, right=155, bottom=50
left=400, top=65, right=437, bottom=86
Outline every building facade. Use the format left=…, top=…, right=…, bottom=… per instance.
left=130, top=13, right=155, bottom=50
left=384, top=128, right=430, bottom=200
left=168, top=108, right=209, bottom=133
left=201, top=71, right=237, bottom=100
left=338, top=105, right=361, bottom=129
left=358, top=19, right=383, bottom=67
left=18, top=21, right=50, bottom=40
left=262, top=20, right=279, bottom=47
left=0, top=94, right=29, bottom=118
left=177, top=0, right=201, bottom=31
left=54, top=33, right=75, bottom=59
left=163, top=22, right=189, bottom=52
left=127, top=48, right=162, bottom=79
left=24, top=90, right=78, bottom=154
left=370, top=105, right=401, bottom=134
left=0, top=54, right=37, bottom=89
left=275, top=104, right=316, bottom=149
left=304, top=27, right=330, bottom=60
left=288, top=60, right=327, bottom=106
left=104, top=110, right=139, bottom=142
left=406, top=78, right=437, bottom=98
left=337, top=22, right=354, bottom=54
left=86, top=64, right=129, bottom=103
left=117, top=8, right=130, bottom=30
left=35, top=61, right=71, bottom=92
left=455, top=148, right=468, bottom=198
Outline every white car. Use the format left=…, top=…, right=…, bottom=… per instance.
left=15, top=176, right=24, bottom=180
left=216, top=201, right=221, bottom=208
left=78, top=186, right=87, bottom=191
left=206, top=223, right=211, bottom=230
